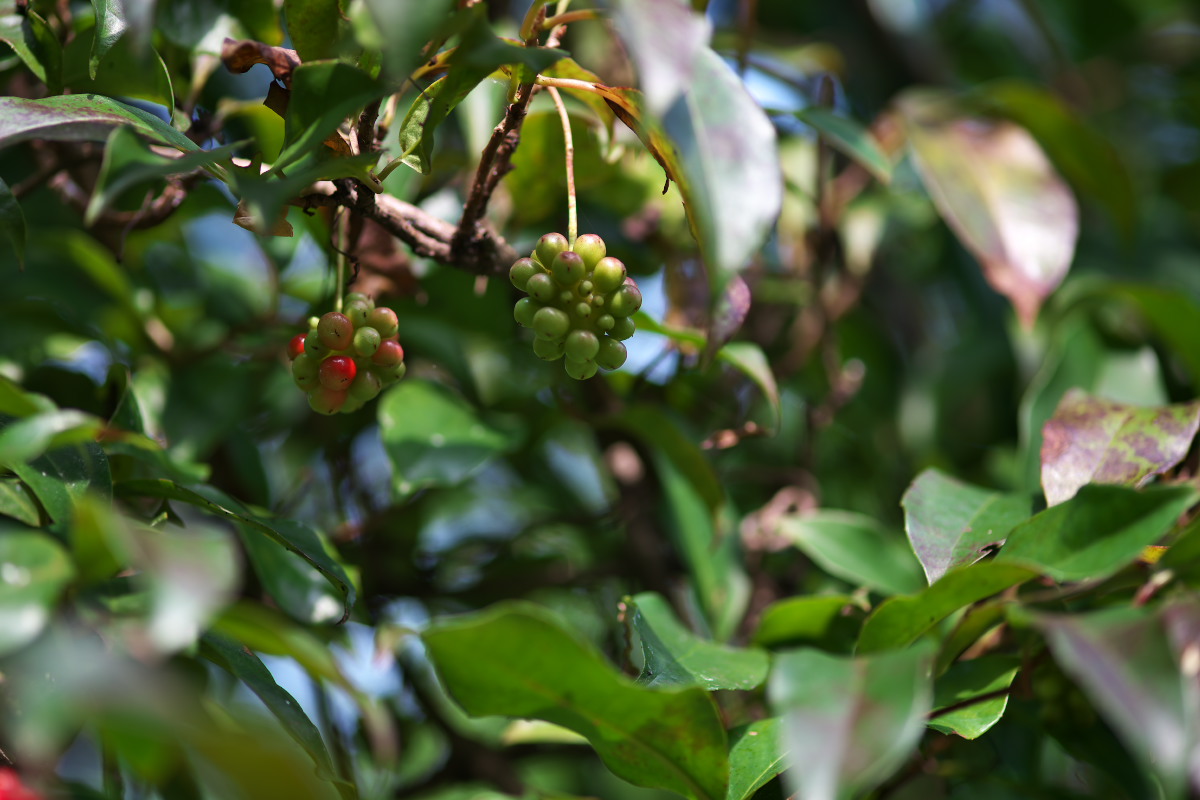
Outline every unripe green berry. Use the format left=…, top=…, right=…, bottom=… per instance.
left=318, top=312, right=354, bottom=350
left=597, top=314, right=615, bottom=332
left=344, top=299, right=371, bottom=328
left=533, top=337, right=565, bottom=361
left=610, top=316, right=636, bottom=341
left=572, top=233, right=606, bottom=270
left=509, top=257, right=539, bottom=291
left=564, top=358, right=598, bottom=380
left=535, top=232, right=569, bottom=267
left=340, top=393, right=365, bottom=414
left=526, top=272, right=556, bottom=303
left=596, top=337, right=628, bottom=370
left=574, top=302, right=593, bottom=321
left=532, top=306, right=570, bottom=341
left=304, top=332, right=332, bottom=359
left=551, top=251, right=586, bottom=287
left=353, top=326, right=381, bottom=357
left=348, top=369, right=382, bottom=402
left=367, top=307, right=399, bottom=338
left=579, top=280, right=594, bottom=295
left=344, top=292, right=372, bottom=308
left=379, top=361, right=407, bottom=383
left=592, top=257, right=626, bottom=294
left=565, top=329, right=600, bottom=361
left=560, top=290, right=573, bottom=304
left=514, top=297, right=540, bottom=327
left=309, top=386, right=347, bottom=415
left=292, top=353, right=319, bottom=390
left=609, top=282, right=643, bottom=318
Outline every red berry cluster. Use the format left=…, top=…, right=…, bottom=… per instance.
left=287, top=293, right=406, bottom=415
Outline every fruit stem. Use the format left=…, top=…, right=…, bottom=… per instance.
left=543, top=9, right=597, bottom=30
left=548, top=85, right=578, bottom=247
left=335, top=210, right=348, bottom=313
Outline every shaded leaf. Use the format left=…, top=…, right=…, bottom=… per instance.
left=89, top=0, right=127, bottom=79
left=0, top=529, right=74, bottom=657
left=776, top=510, right=925, bottom=596
left=629, top=591, right=770, bottom=691
left=857, top=562, right=1036, bottom=654
left=236, top=518, right=344, bottom=625
left=0, top=10, right=62, bottom=93
left=752, top=594, right=863, bottom=650
left=0, top=176, right=27, bottom=269
left=716, top=342, right=781, bottom=433
left=1104, top=284, right=1200, bottom=388
left=360, top=0, right=454, bottom=81
left=902, top=468, right=1031, bottom=584
left=0, top=94, right=198, bottom=152
left=114, top=479, right=356, bottom=622
left=423, top=602, right=729, bottom=800
left=1033, top=605, right=1198, bottom=797
left=928, top=656, right=1020, bottom=739
left=612, top=405, right=721, bottom=515
left=791, top=107, right=892, bottom=184
left=379, top=380, right=513, bottom=498
left=726, top=718, right=787, bottom=800
left=898, top=89, right=1077, bottom=328
left=282, top=0, right=340, bottom=62
left=1040, top=389, right=1200, bottom=506
left=277, top=60, right=384, bottom=169
left=220, top=37, right=300, bottom=86
left=995, top=484, right=1196, bottom=582
left=769, top=644, right=935, bottom=800
left=10, top=441, right=112, bottom=525
left=610, top=0, right=712, bottom=117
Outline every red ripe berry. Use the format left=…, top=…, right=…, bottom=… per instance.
left=0, top=769, right=43, bottom=800
left=372, top=339, right=404, bottom=367
left=319, top=355, right=357, bottom=390
left=287, top=333, right=306, bottom=360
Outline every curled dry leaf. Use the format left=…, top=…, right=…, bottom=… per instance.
left=221, top=38, right=301, bottom=88
left=898, top=90, right=1078, bottom=328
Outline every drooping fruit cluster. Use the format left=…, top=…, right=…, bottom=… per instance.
left=286, top=293, right=406, bottom=415
left=510, top=232, right=641, bottom=380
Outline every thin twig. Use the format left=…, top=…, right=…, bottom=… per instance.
left=543, top=9, right=599, bottom=30
left=547, top=86, right=577, bottom=245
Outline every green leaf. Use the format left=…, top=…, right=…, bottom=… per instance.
left=927, top=655, right=1020, bottom=739
left=0, top=377, right=53, bottom=418
left=0, top=94, right=198, bottom=152
left=283, top=0, right=342, bottom=62
left=995, top=484, right=1197, bottom=582
left=10, top=441, right=112, bottom=525
left=236, top=518, right=345, bottom=625
left=769, top=644, right=935, bottom=800
left=0, top=529, right=75, bottom=656
left=0, top=176, right=27, bottom=270
left=114, top=480, right=357, bottom=622
left=1102, top=284, right=1200, bottom=388
left=612, top=405, right=723, bottom=515
left=857, top=562, right=1036, bottom=654
left=715, top=342, right=781, bottom=433
left=210, top=603, right=352, bottom=689
left=791, top=107, right=892, bottom=184
left=423, top=602, right=729, bottom=800
left=898, top=89, right=1077, bottom=328
left=902, top=468, right=1031, bottom=584
left=200, top=634, right=348, bottom=791
left=725, top=718, right=787, bottom=800
left=752, top=594, right=863, bottom=650
left=89, top=0, right=127, bottom=79
left=0, top=409, right=103, bottom=466
left=776, top=510, right=926, bottom=596
left=0, top=10, right=62, bottom=93
left=1040, top=389, right=1200, bottom=506
left=359, top=0, right=454, bottom=81
left=87, top=126, right=239, bottom=224
left=974, top=79, right=1136, bottom=237
left=0, top=477, right=41, bottom=526
left=277, top=60, right=383, bottom=168
left=610, top=0, right=712, bottom=117
left=1033, top=603, right=1199, bottom=798
left=629, top=591, right=770, bottom=691
left=66, top=22, right=174, bottom=109
left=378, top=379, right=512, bottom=498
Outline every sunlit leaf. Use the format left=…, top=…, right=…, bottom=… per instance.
left=89, top=0, right=127, bottom=79
left=726, top=718, right=787, bottom=800
left=927, top=656, right=1020, bottom=740
left=629, top=591, right=770, bottom=691
left=1040, top=389, right=1200, bottom=506
left=0, top=10, right=62, bottom=93
left=898, top=89, right=1078, bottom=328
left=423, top=602, right=729, bottom=800
left=769, top=643, right=935, bottom=800
left=902, top=468, right=1031, bottom=584
left=752, top=594, right=862, bottom=650
left=0, top=409, right=103, bottom=467
left=776, top=510, right=925, bottom=596
left=610, top=0, right=711, bottom=117
left=10, top=441, right=112, bottom=525
left=0, top=94, right=198, bottom=152
left=791, top=107, right=892, bottom=184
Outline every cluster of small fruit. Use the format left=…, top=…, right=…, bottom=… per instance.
left=510, top=232, right=641, bottom=380
left=286, top=293, right=406, bottom=414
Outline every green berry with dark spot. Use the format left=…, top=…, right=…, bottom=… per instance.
left=535, top=232, right=569, bottom=267
left=610, top=316, right=636, bottom=341
left=367, top=307, right=399, bottom=338
left=344, top=299, right=371, bottom=328
left=510, top=257, right=539, bottom=291
left=318, top=312, right=354, bottom=350
left=572, top=233, right=606, bottom=270
left=564, top=358, right=598, bottom=380
left=353, top=326, right=381, bottom=357
left=551, top=251, right=586, bottom=287
left=609, top=282, right=642, bottom=318
left=533, top=337, right=565, bottom=361
left=592, top=257, right=626, bottom=294
left=532, top=306, right=570, bottom=341
left=526, top=272, right=556, bottom=303
left=565, top=329, right=600, bottom=362
left=596, top=338, right=628, bottom=370
left=514, top=297, right=540, bottom=327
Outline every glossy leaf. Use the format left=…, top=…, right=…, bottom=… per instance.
left=996, top=484, right=1196, bottom=582
left=776, top=510, right=925, bottom=596
left=0, top=529, right=74, bottom=656
left=1034, top=605, right=1198, bottom=797
left=0, top=94, right=198, bottom=152
left=1040, top=389, right=1200, bottom=506
left=857, top=562, right=1036, bottom=654
left=899, top=89, right=1078, bottom=328
left=89, top=0, right=127, bottom=79
left=0, top=176, right=26, bottom=270
left=610, top=0, right=712, bottom=117
left=927, top=656, right=1020, bottom=739
left=902, top=468, right=1031, bottom=584
left=629, top=591, right=770, bottom=691
left=378, top=379, right=513, bottom=498
left=10, top=441, right=112, bottom=525
left=114, top=479, right=356, bottom=622
left=792, top=107, right=892, bottom=184
left=0, top=10, right=62, bottom=93
left=423, top=602, right=729, bottom=800
left=726, top=718, right=787, bottom=800
left=769, top=644, right=935, bottom=800
left=753, top=594, right=862, bottom=650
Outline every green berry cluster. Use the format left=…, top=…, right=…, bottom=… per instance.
left=286, top=293, right=407, bottom=415
left=510, top=232, right=641, bottom=380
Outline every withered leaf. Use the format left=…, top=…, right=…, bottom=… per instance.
left=222, top=38, right=301, bottom=88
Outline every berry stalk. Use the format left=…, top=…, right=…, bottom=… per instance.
left=547, top=85, right=578, bottom=247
